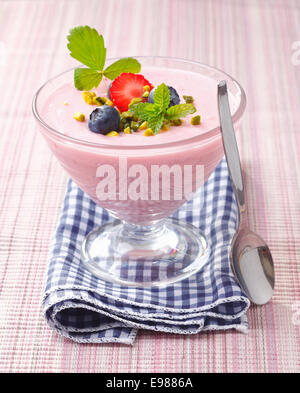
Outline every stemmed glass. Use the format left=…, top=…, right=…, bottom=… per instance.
left=33, top=57, right=246, bottom=287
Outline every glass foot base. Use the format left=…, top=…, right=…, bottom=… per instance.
left=81, top=218, right=210, bottom=287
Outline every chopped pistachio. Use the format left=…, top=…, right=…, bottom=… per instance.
left=120, top=111, right=137, bottom=130
left=124, top=127, right=132, bottom=134
left=93, top=96, right=107, bottom=105
left=120, top=119, right=129, bottom=131
left=142, top=91, right=149, bottom=98
left=129, top=97, right=143, bottom=106
left=144, top=128, right=154, bottom=136
left=170, top=118, right=182, bottom=126
left=92, top=97, right=100, bottom=105
left=143, top=85, right=150, bottom=92
left=139, top=121, right=148, bottom=130
left=183, top=95, right=194, bottom=104
left=82, top=91, right=96, bottom=105
left=73, top=112, right=85, bottom=122
left=160, top=124, right=169, bottom=131
left=119, top=121, right=128, bottom=131
left=191, top=115, right=201, bottom=125
left=106, top=131, right=119, bottom=137
left=130, top=121, right=140, bottom=131
left=121, top=111, right=135, bottom=120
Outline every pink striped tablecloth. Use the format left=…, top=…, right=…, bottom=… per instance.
left=1, top=0, right=300, bottom=373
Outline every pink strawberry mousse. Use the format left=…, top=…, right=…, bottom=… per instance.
left=39, top=66, right=239, bottom=225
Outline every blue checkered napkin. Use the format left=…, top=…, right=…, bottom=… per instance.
left=43, top=158, right=250, bottom=344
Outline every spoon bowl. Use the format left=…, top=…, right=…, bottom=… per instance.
left=230, top=228, right=274, bottom=305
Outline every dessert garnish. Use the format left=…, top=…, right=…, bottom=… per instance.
left=88, top=105, right=120, bottom=134
left=67, top=25, right=200, bottom=136
left=148, top=85, right=180, bottom=107
left=183, top=95, right=194, bottom=104
left=142, top=90, right=150, bottom=98
left=82, top=91, right=96, bottom=104
left=129, top=83, right=196, bottom=134
left=67, top=26, right=141, bottom=91
left=95, top=97, right=111, bottom=106
left=139, top=121, right=148, bottom=130
left=160, top=123, right=169, bottom=131
left=73, top=112, right=85, bottom=122
left=191, top=115, right=201, bottom=125
left=144, top=128, right=154, bottom=136
left=169, top=119, right=183, bottom=126
left=82, top=91, right=113, bottom=106
left=109, top=73, right=154, bottom=112
left=106, top=131, right=119, bottom=137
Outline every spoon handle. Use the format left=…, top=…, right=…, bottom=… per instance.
left=218, top=81, right=245, bottom=214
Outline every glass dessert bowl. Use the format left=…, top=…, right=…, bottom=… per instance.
left=33, top=56, right=246, bottom=287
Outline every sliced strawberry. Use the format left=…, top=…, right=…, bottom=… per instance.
left=109, top=73, right=154, bottom=112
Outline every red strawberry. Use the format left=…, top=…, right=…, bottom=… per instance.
left=109, top=73, right=154, bottom=112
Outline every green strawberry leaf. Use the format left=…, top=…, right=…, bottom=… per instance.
left=67, top=26, right=106, bottom=70
left=74, top=68, right=103, bottom=91
left=67, top=25, right=142, bottom=91
left=103, top=58, right=141, bottom=80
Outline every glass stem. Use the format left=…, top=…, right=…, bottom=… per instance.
left=119, top=219, right=167, bottom=243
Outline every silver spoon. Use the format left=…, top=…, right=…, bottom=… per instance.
left=217, top=80, right=275, bottom=305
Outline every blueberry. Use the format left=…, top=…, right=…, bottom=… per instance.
left=148, top=85, right=180, bottom=107
left=88, top=105, right=120, bottom=134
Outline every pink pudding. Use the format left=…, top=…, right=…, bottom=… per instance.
left=37, top=63, right=242, bottom=225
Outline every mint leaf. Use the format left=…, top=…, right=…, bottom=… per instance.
left=129, top=102, right=160, bottom=119
left=153, top=83, right=170, bottom=111
left=147, top=113, right=165, bottom=134
left=104, top=58, right=141, bottom=80
left=67, top=26, right=106, bottom=70
left=129, top=102, right=153, bottom=118
left=74, top=68, right=102, bottom=91
left=129, top=103, right=163, bottom=134
left=129, top=85, right=197, bottom=135
left=166, top=104, right=196, bottom=120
